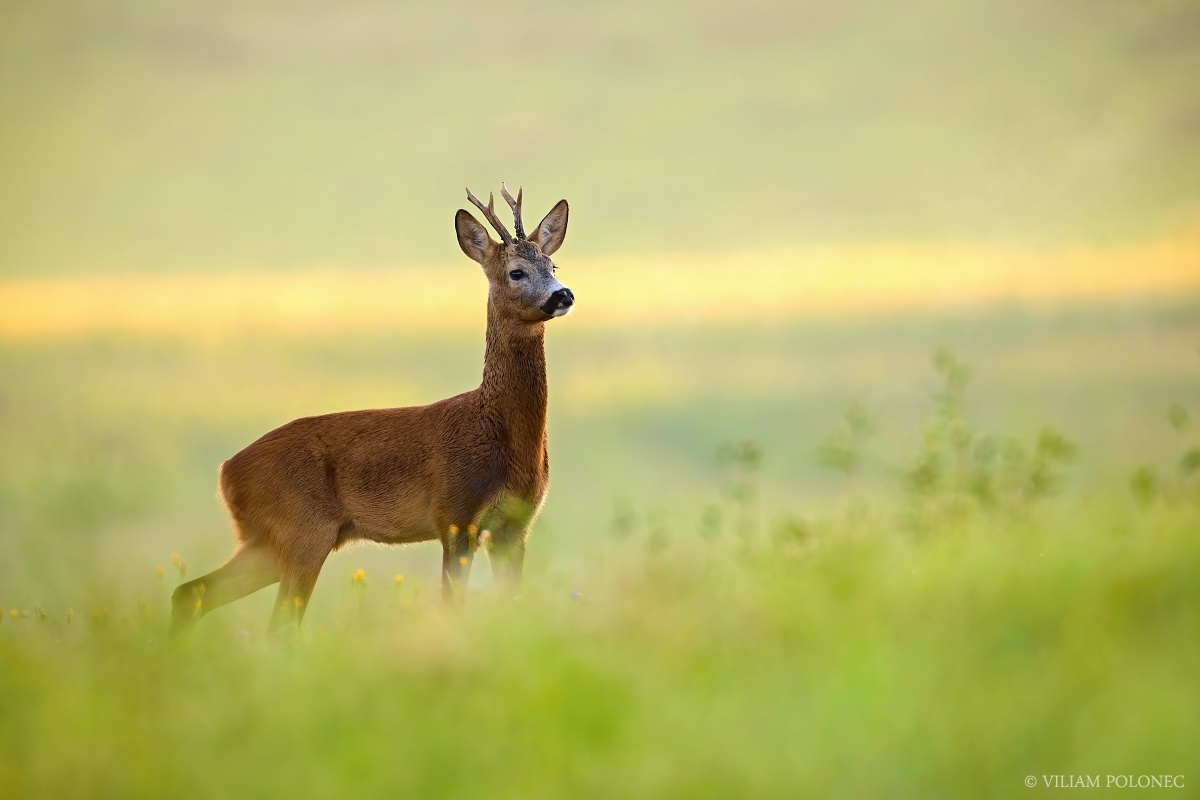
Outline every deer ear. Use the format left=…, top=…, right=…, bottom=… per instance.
left=455, top=209, right=496, bottom=265
left=529, top=200, right=569, bottom=256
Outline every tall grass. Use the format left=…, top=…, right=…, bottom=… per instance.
left=2, top=492, right=1196, bottom=798
left=2, top=333, right=1197, bottom=798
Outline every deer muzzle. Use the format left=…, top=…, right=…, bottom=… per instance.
left=541, top=287, right=575, bottom=317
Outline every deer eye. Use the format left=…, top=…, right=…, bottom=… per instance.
left=509, top=269, right=525, bottom=280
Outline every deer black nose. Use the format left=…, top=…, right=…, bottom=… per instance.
left=541, top=288, right=574, bottom=315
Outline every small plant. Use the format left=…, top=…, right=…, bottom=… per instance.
left=699, top=504, right=723, bottom=541
left=717, top=439, right=763, bottom=542
left=610, top=496, right=636, bottom=540
left=772, top=515, right=813, bottom=554
left=1130, top=402, right=1200, bottom=506
left=817, top=401, right=877, bottom=483
left=644, top=506, right=671, bottom=554
left=904, top=348, right=1075, bottom=530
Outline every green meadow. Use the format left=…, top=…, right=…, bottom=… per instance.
left=3, top=301, right=1199, bottom=798
left=3, top=0, right=1200, bottom=797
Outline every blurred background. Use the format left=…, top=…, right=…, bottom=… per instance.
left=1, top=0, right=1198, bottom=606
left=2, top=0, right=1200, bottom=274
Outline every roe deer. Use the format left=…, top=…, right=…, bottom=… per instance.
left=171, top=185, right=572, bottom=633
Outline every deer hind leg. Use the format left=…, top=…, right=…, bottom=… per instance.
left=267, top=524, right=337, bottom=634
left=170, top=544, right=279, bottom=634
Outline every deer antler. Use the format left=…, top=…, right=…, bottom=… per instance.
left=500, top=183, right=525, bottom=240
left=465, top=187, right=514, bottom=244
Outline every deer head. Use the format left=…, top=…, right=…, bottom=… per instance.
left=455, top=184, right=572, bottom=324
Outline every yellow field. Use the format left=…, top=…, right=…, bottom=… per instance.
left=2, top=240, right=1197, bottom=338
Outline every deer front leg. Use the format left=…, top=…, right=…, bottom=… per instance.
left=486, top=524, right=527, bottom=596
left=440, top=524, right=475, bottom=603
left=483, top=495, right=535, bottom=596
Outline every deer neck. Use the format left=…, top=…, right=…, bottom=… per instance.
left=479, top=301, right=548, bottom=452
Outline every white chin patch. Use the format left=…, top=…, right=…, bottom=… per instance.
left=551, top=305, right=573, bottom=317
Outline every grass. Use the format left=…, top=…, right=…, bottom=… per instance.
left=1, top=503, right=1197, bottom=798
left=1, top=296, right=1198, bottom=797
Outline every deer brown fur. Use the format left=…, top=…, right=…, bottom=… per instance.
left=171, top=186, right=572, bottom=634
